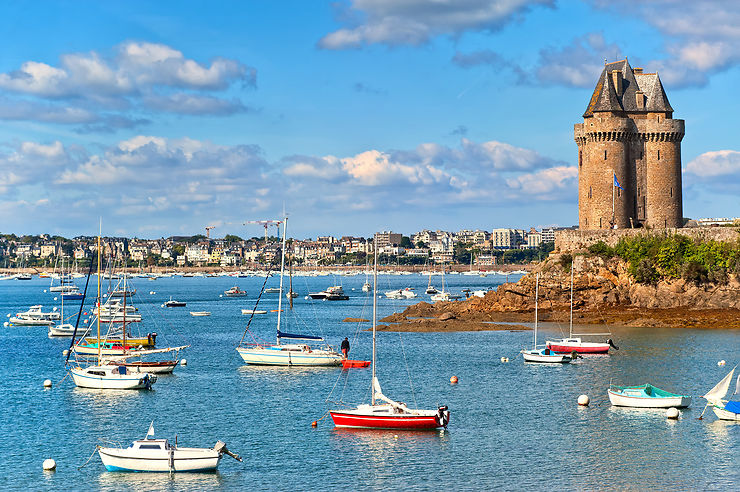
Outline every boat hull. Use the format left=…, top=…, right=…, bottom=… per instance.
left=116, top=361, right=178, bottom=374
left=236, top=345, right=341, bottom=366
left=521, top=350, right=571, bottom=364
left=711, top=406, right=740, bottom=421
left=71, top=366, right=156, bottom=390
left=330, top=410, right=446, bottom=430
left=99, top=447, right=221, bottom=472
left=546, top=340, right=610, bottom=354
left=608, top=390, right=691, bottom=408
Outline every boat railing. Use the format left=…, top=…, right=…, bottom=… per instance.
left=99, top=439, right=126, bottom=449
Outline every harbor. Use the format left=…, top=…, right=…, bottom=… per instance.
left=1, top=272, right=738, bottom=489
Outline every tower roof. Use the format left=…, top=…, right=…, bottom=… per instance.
left=583, top=59, right=673, bottom=117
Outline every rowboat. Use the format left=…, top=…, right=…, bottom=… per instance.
left=241, top=309, right=267, bottom=315
left=224, top=286, right=247, bottom=297
left=608, top=384, right=691, bottom=408
left=342, top=359, right=371, bottom=368
left=190, top=311, right=211, bottom=316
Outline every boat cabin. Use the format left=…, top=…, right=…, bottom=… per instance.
left=129, top=438, right=172, bottom=451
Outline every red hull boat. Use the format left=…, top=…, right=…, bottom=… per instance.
left=342, top=359, right=371, bottom=368
left=330, top=406, right=448, bottom=430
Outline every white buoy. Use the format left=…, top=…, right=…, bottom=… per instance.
left=6, top=313, right=10, bottom=317
left=666, top=407, right=679, bottom=419
left=53, top=307, right=58, bottom=311
left=53, top=297, right=58, bottom=301
left=3, top=322, right=8, bottom=327
left=500, top=357, right=509, bottom=363
left=149, top=291, right=156, bottom=295
left=180, top=359, right=187, bottom=366
left=718, top=360, right=726, bottom=367
left=43, top=289, right=47, bottom=293
left=43, top=379, right=52, bottom=388
left=62, top=350, right=69, bottom=356
left=394, top=435, right=398, bottom=439
left=42, top=458, right=56, bottom=471
left=578, top=395, right=590, bottom=406
left=219, top=294, right=223, bottom=298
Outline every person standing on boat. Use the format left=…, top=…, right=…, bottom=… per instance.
left=341, top=337, right=350, bottom=359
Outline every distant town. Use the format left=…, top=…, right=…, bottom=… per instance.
left=1, top=217, right=736, bottom=269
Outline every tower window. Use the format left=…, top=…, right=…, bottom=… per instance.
left=600, top=218, right=602, bottom=228
left=657, top=150, right=660, bottom=161
left=670, top=187, right=673, bottom=197
left=618, top=188, right=621, bottom=197
left=589, top=186, right=592, bottom=198
left=604, top=150, right=607, bottom=160
left=637, top=187, right=640, bottom=197
left=665, top=219, right=667, bottom=228
left=579, top=151, right=582, bottom=168
left=585, top=218, right=588, bottom=226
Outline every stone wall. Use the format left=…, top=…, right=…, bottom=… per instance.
left=555, top=226, right=740, bottom=252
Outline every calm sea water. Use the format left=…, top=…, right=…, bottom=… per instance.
left=1, top=272, right=738, bottom=491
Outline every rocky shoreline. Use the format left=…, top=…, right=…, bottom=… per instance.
left=377, top=254, right=740, bottom=332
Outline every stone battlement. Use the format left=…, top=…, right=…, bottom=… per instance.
left=555, top=226, right=740, bottom=253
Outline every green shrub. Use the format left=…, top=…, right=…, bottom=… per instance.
left=588, top=241, right=614, bottom=258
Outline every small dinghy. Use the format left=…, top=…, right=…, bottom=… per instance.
left=98, top=423, right=242, bottom=472
left=608, top=384, right=691, bottom=408
left=342, top=359, right=371, bottom=368
left=190, top=311, right=211, bottom=317
left=241, top=309, right=267, bottom=315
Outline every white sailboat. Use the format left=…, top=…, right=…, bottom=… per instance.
left=236, top=217, right=342, bottom=366
left=701, top=366, right=740, bottom=421
left=329, top=249, right=450, bottom=429
left=430, top=269, right=460, bottom=302
left=69, top=233, right=158, bottom=390
left=521, top=273, right=572, bottom=364
left=545, top=268, right=618, bottom=354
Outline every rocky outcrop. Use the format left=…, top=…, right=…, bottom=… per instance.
left=384, top=253, right=740, bottom=330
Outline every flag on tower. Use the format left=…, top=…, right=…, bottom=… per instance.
left=613, top=173, right=623, bottom=190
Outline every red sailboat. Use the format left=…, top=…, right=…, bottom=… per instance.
left=329, top=250, right=449, bottom=430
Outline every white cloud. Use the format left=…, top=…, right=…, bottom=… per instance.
left=0, top=41, right=255, bottom=131
left=506, top=166, right=578, bottom=197
left=534, top=33, right=620, bottom=88
left=319, top=0, right=553, bottom=49
left=685, top=150, right=740, bottom=178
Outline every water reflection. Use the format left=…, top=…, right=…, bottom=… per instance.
left=330, top=428, right=449, bottom=464
left=97, top=470, right=223, bottom=491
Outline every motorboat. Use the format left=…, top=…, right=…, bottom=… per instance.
left=98, top=425, right=241, bottom=472
left=48, top=323, right=77, bottom=337
left=162, top=298, right=186, bottom=307
left=308, top=285, right=346, bottom=300
left=13, top=305, right=61, bottom=321
left=608, top=384, right=691, bottom=408
left=701, top=366, right=740, bottom=420
left=521, top=273, right=572, bottom=364
left=224, top=286, right=247, bottom=297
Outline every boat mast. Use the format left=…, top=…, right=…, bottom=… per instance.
left=275, top=217, right=287, bottom=346
left=533, top=273, right=538, bottom=350
left=569, top=267, right=574, bottom=338
left=97, top=233, right=102, bottom=363
left=371, top=245, right=377, bottom=406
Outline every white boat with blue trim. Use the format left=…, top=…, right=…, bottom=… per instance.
left=236, top=217, right=341, bottom=367
left=701, top=366, right=740, bottom=421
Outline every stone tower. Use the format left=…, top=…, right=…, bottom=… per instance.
left=574, top=59, right=684, bottom=230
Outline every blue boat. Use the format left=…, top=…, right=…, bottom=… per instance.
left=608, top=384, right=691, bottom=408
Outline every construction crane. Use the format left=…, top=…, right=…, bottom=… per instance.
left=244, top=220, right=282, bottom=242
left=205, top=226, right=215, bottom=238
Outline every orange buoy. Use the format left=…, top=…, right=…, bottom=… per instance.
left=450, top=376, right=458, bottom=384
left=311, top=421, right=318, bottom=427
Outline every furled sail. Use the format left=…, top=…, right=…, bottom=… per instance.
left=276, top=330, right=323, bottom=341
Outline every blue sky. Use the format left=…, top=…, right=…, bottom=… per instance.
left=1, top=0, right=739, bottom=239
